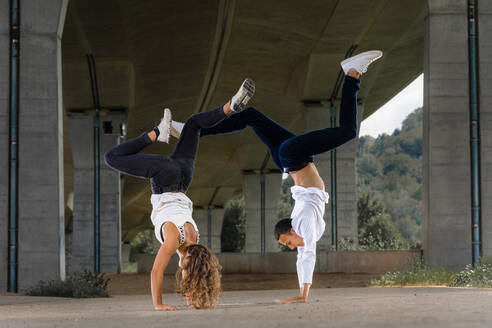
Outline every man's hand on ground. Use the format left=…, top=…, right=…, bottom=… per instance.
left=277, top=296, right=307, bottom=304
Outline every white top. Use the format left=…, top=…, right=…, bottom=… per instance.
left=290, top=186, right=329, bottom=287
left=150, top=192, right=199, bottom=245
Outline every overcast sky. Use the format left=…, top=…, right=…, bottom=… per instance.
left=359, top=74, right=423, bottom=138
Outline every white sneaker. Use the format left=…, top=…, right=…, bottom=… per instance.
left=230, top=78, right=255, bottom=112
left=156, top=108, right=172, bottom=143
left=170, top=120, right=184, bottom=139
left=341, top=50, right=383, bottom=75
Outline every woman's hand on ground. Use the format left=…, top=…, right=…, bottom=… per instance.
left=277, top=296, right=307, bottom=304
left=154, top=304, right=178, bottom=311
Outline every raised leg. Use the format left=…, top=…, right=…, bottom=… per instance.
left=279, top=75, right=360, bottom=170
left=200, top=107, right=296, bottom=169
left=104, top=133, right=166, bottom=179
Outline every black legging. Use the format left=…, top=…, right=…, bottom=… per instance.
left=104, top=106, right=227, bottom=193
left=201, top=76, right=360, bottom=171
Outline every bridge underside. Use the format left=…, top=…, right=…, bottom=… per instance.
left=61, top=0, right=425, bottom=239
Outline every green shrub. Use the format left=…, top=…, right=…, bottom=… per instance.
left=26, top=270, right=110, bottom=298
left=357, top=192, right=411, bottom=250
left=451, top=256, right=492, bottom=288
left=369, top=254, right=455, bottom=286
left=130, top=230, right=155, bottom=262
left=369, top=255, right=492, bottom=288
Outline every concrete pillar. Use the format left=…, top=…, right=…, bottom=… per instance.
left=193, top=209, right=208, bottom=248
left=243, top=172, right=282, bottom=253
left=0, top=0, right=69, bottom=291
left=423, top=0, right=492, bottom=268
left=480, top=1, right=492, bottom=257
left=121, top=243, right=131, bottom=271
left=304, top=103, right=364, bottom=250
left=0, top=0, right=10, bottom=292
left=67, top=111, right=126, bottom=273
left=193, top=208, right=225, bottom=253
left=210, top=208, right=225, bottom=253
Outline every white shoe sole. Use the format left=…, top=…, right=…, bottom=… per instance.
left=170, top=120, right=184, bottom=139
left=231, top=78, right=255, bottom=112
left=157, top=108, right=172, bottom=143
left=341, top=50, right=383, bottom=75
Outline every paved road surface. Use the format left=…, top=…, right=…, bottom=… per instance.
left=1, top=287, right=491, bottom=328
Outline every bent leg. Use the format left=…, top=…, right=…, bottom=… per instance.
left=104, top=133, right=165, bottom=178
left=200, top=107, right=295, bottom=169
left=279, top=76, right=360, bottom=169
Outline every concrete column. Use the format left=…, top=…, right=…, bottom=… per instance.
left=210, top=208, right=225, bottom=253
left=423, top=0, right=486, bottom=268
left=0, top=1, right=9, bottom=292
left=336, top=132, right=360, bottom=244
left=304, top=103, right=364, bottom=250
left=67, top=111, right=126, bottom=273
left=121, top=243, right=131, bottom=271
left=193, top=208, right=208, bottom=247
left=243, top=172, right=282, bottom=253
left=192, top=208, right=225, bottom=253
left=479, top=1, right=492, bottom=259
left=8, top=0, right=69, bottom=291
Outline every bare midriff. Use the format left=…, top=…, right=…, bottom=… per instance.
left=290, top=163, right=325, bottom=190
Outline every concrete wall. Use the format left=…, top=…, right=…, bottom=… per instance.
left=138, top=250, right=421, bottom=274
left=423, top=0, right=471, bottom=268
left=243, top=172, right=282, bottom=253
left=0, top=0, right=9, bottom=292
left=210, top=208, right=225, bottom=252
left=193, top=208, right=225, bottom=253
left=14, top=0, right=69, bottom=291
left=304, top=104, right=363, bottom=250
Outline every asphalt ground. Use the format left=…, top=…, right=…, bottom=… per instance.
left=1, top=283, right=492, bottom=328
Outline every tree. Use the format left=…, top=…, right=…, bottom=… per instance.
left=357, top=192, right=408, bottom=250
left=396, top=217, right=421, bottom=245
left=278, top=176, right=295, bottom=219
left=221, top=198, right=246, bottom=252
left=129, top=230, right=155, bottom=262
left=357, top=191, right=385, bottom=227
left=357, top=107, right=423, bottom=246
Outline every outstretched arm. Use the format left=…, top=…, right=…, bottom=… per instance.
left=278, top=220, right=317, bottom=304
left=278, top=248, right=315, bottom=304
left=151, top=223, right=180, bottom=311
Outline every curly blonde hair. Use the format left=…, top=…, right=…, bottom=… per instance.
left=175, top=244, right=222, bottom=309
